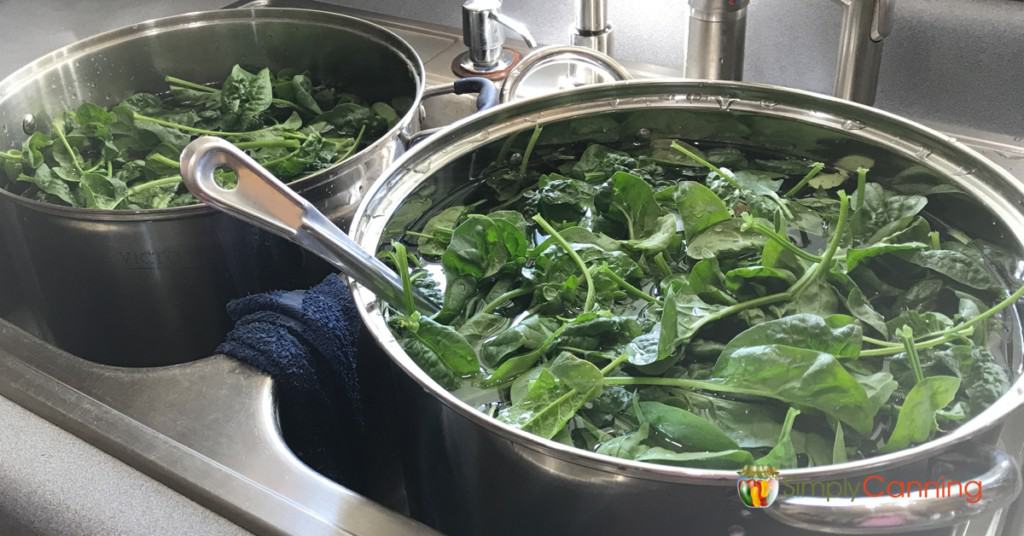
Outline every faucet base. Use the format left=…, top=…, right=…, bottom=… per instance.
left=452, top=47, right=522, bottom=80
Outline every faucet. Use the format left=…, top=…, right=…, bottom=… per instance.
left=683, top=0, right=749, bottom=81
left=682, top=0, right=896, bottom=105
left=454, top=0, right=538, bottom=79
left=571, top=0, right=611, bottom=55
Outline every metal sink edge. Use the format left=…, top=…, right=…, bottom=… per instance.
left=0, top=319, right=436, bottom=536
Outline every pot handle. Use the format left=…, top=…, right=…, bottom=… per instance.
left=499, top=45, right=632, bottom=103
left=405, top=77, right=498, bottom=145
left=179, top=136, right=439, bottom=315
left=766, top=446, right=1022, bottom=534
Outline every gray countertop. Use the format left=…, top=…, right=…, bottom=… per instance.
left=0, top=396, right=248, bottom=536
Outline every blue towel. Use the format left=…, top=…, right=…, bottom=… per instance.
left=217, top=273, right=365, bottom=485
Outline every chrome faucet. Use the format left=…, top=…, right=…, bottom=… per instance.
left=571, top=0, right=611, bottom=54
left=683, top=0, right=749, bottom=81
left=833, top=0, right=895, bottom=104
left=455, top=0, right=538, bottom=78
left=683, top=0, right=896, bottom=105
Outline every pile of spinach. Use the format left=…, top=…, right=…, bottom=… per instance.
left=0, top=65, right=402, bottom=210
left=383, top=123, right=1019, bottom=469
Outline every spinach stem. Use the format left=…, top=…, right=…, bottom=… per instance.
left=557, top=346, right=614, bottom=360
left=863, top=335, right=900, bottom=347
left=519, top=125, right=543, bottom=177
left=480, top=288, right=534, bottom=315
left=600, top=354, right=629, bottom=375
left=703, top=291, right=791, bottom=324
left=165, top=75, right=311, bottom=115
left=741, top=214, right=822, bottom=263
left=905, top=284, right=1024, bottom=345
left=335, top=125, right=365, bottom=162
left=662, top=191, right=849, bottom=335
left=899, top=326, right=925, bottom=384
left=599, top=264, right=661, bottom=304
left=125, top=175, right=181, bottom=196
left=388, top=242, right=416, bottom=316
left=133, top=112, right=306, bottom=139
left=929, top=231, right=941, bottom=249
left=51, top=121, right=83, bottom=173
left=164, top=76, right=217, bottom=93
left=859, top=328, right=973, bottom=357
left=783, top=162, right=826, bottom=198
left=952, top=283, right=1024, bottom=336
left=854, top=167, right=868, bottom=211
left=790, top=190, right=849, bottom=296
left=604, top=376, right=770, bottom=399
left=483, top=322, right=573, bottom=386
left=149, top=153, right=180, bottom=168
left=234, top=139, right=301, bottom=150
left=533, top=214, right=596, bottom=312
left=404, top=230, right=437, bottom=240
left=669, top=141, right=739, bottom=189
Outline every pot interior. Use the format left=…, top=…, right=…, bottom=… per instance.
left=0, top=8, right=420, bottom=185
left=355, top=83, right=1024, bottom=477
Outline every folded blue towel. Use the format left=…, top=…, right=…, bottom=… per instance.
left=217, top=273, right=365, bottom=485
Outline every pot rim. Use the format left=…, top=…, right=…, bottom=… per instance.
left=350, top=78, right=1024, bottom=484
left=0, top=7, right=425, bottom=221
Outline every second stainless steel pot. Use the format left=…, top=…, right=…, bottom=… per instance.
left=349, top=80, right=1024, bottom=535
left=0, top=8, right=426, bottom=365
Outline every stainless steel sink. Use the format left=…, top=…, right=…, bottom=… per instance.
left=0, top=1, right=1022, bottom=535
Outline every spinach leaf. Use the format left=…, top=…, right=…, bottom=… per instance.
left=961, top=347, right=1010, bottom=417
left=572, top=145, right=638, bottom=182
left=480, top=315, right=558, bottom=368
left=417, top=205, right=466, bottom=256
left=220, top=66, right=273, bottom=130
left=412, top=314, right=480, bottom=375
left=627, top=213, right=678, bottom=253
left=755, top=407, right=800, bottom=469
left=686, top=218, right=766, bottom=260
left=395, top=331, right=462, bottom=389
left=720, top=313, right=863, bottom=359
left=899, top=249, right=1001, bottom=290
left=832, top=424, right=848, bottom=464
left=17, top=164, right=76, bottom=206
left=675, top=181, right=731, bottom=240
left=442, top=214, right=528, bottom=279
left=603, top=171, right=666, bottom=240
left=640, top=401, right=739, bottom=452
left=711, top=343, right=876, bottom=434
left=844, top=286, right=888, bottom=335
left=882, top=376, right=960, bottom=453
left=496, top=352, right=604, bottom=439
left=596, top=423, right=650, bottom=458
left=627, top=288, right=723, bottom=366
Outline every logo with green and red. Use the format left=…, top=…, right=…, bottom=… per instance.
left=737, top=465, right=780, bottom=508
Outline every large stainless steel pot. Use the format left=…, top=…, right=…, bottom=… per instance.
left=349, top=80, right=1024, bottom=535
left=0, top=8, right=425, bottom=365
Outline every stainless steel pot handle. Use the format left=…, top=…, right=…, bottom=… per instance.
left=499, top=45, right=632, bottom=102
left=179, top=136, right=439, bottom=314
left=405, top=76, right=499, bottom=145
left=767, top=446, right=1022, bottom=534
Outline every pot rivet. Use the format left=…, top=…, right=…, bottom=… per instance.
left=22, top=114, right=36, bottom=134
